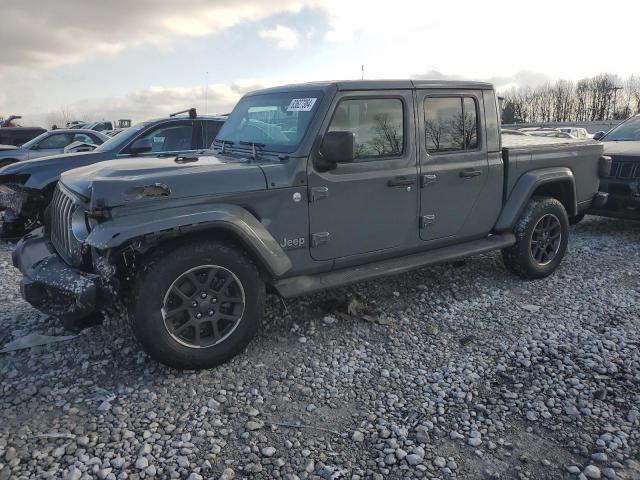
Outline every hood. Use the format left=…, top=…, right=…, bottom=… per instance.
left=0, top=150, right=104, bottom=176
left=603, top=141, right=640, bottom=158
left=60, top=153, right=268, bottom=208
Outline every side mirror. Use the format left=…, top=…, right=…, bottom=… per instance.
left=593, top=131, right=605, bottom=141
left=129, top=138, right=153, bottom=155
left=316, top=131, right=355, bottom=171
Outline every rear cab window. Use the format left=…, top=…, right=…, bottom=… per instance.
left=424, top=96, right=480, bottom=153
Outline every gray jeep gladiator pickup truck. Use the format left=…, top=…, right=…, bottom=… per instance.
left=13, top=80, right=610, bottom=369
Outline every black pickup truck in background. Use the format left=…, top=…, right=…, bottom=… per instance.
left=0, top=127, right=47, bottom=147
left=589, top=115, right=640, bottom=220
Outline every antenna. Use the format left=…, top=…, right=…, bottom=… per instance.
left=204, top=71, right=209, bottom=115
left=361, top=65, right=364, bottom=80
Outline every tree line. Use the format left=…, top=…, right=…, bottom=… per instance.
left=500, top=74, right=640, bottom=124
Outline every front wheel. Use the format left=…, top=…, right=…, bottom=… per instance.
left=131, top=240, right=265, bottom=370
left=502, top=197, right=569, bottom=279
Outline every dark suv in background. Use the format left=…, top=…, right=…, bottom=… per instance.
left=589, top=115, right=640, bottom=220
left=0, top=109, right=226, bottom=237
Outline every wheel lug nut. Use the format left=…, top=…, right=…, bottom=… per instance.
left=191, top=301, right=198, bottom=308
left=208, top=310, right=214, bottom=316
left=200, top=292, right=207, bottom=298
left=211, top=298, right=217, bottom=304
left=196, top=312, right=203, bottom=319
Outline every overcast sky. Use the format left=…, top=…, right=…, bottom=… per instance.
left=1, top=0, right=637, bottom=127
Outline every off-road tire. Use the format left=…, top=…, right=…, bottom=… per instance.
left=502, top=197, right=569, bottom=279
left=131, top=240, right=265, bottom=370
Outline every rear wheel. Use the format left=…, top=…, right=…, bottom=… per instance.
left=131, top=240, right=265, bottom=370
left=502, top=197, right=569, bottom=279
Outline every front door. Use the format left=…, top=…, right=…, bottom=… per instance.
left=308, top=91, right=419, bottom=261
left=417, top=91, right=490, bottom=241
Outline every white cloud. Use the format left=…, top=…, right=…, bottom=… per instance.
left=259, top=25, right=301, bottom=49
left=0, top=0, right=320, bottom=71
left=22, top=81, right=270, bottom=128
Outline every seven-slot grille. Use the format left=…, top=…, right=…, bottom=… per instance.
left=50, top=184, right=84, bottom=265
left=607, top=159, right=640, bottom=179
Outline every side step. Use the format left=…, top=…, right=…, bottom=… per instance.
left=273, top=233, right=515, bottom=298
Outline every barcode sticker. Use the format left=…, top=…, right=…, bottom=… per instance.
left=287, top=98, right=317, bottom=112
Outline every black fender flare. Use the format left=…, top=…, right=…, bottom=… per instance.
left=85, top=203, right=292, bottom=277
left=494, top=167, right=577, bottom=232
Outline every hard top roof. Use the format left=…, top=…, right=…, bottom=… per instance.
left=246, top=79, right=494, bottom=96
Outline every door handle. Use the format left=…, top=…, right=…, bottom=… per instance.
left=459, top=169, right=482, bottom=179
left=387, top=177, right=415, bottom=187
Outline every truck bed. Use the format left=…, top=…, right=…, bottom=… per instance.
left=501, top=136, right=603, bottom=209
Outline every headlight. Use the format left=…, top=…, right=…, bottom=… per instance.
left=71, top=206, right=91, bottom=241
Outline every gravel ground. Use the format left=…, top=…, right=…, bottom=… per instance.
left=0, top=216, right=639, bottom=480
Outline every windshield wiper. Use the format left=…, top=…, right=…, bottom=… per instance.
left=240, top=141, right=265, bottom=161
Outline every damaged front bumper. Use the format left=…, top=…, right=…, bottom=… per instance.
left=12, top=228, right=100, bottom=320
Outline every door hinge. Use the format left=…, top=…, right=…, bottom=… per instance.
left=420, top=214, right=435, bottom=228
left=421, top=174, right=437, bottom=188
left=309, top=186, right=329, bottom=202
left=311, top=232, right=331, bottom=247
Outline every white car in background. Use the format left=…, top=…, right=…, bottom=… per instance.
left=558, top=127, right=590, bottom=139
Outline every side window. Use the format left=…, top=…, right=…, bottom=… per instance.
left=73, top=133, right=96, bottom=144
left=138, top=123, right=194, bottom=152
left=328, top=98, right=404, bottom=159
left=463, top=98, right=478, bottom=149
left=204, top=120, right=224, bottom=147
left=89, top=133, right=106, bottom=144
left=38, top=133, right=72, bottom=149
left=425, top=96, right=479, bottom=153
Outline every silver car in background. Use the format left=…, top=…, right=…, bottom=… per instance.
left=0, top=129, right=109, bottom=167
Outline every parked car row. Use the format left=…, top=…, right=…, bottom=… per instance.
left=4, top=80, right=613, bottom=370
left=513, top=127, right=591, bottom=139
left=0, top=129, right=109, bottom=168
left=0, top=109, right=226, bottom=237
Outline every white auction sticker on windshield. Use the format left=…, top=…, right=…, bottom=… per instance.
left=287, top=98, right=317, bottom=112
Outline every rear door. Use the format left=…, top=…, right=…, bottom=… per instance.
left=308, top=91, right=419, bottom=260
left=417, top=91, right=489, bottom=241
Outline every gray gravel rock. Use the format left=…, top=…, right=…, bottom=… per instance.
left=1, top=217, right=639, bottom=479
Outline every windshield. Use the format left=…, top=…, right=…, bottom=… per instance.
left=603, top=116, right=640, bottom=141
left=95, top=121, right=151, bottom=151
left=214, top=91, right=323, bottom=154
left=20, top=131, right=50, bottom=149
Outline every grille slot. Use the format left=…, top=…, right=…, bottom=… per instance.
left=608, top=160, right=639, bottom=179
left=50, top=185, right=84, bottom=266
